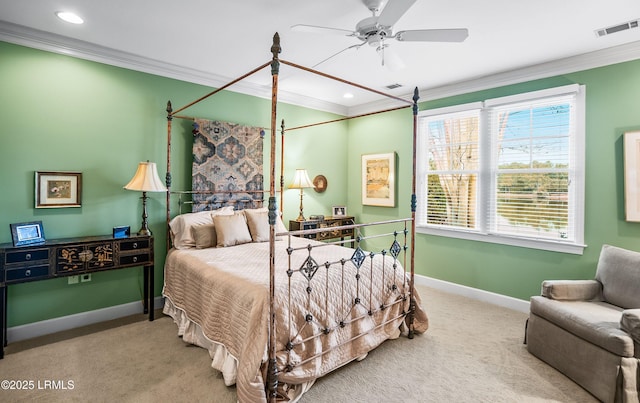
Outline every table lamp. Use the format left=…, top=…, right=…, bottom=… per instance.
left=124, top=161, right=167, bottom=236
left=289, top=168, right=313, bottom=221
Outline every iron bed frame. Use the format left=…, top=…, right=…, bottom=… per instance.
left=163, top=32, right=421, bottom=402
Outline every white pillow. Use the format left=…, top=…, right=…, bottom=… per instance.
left=213, top=212, right=253, bottom=247
left=169, top=206, right=234, bottom=249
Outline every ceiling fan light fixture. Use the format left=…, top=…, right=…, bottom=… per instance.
left=55, top=11, right=84, bottom=24
left=343, top=93, right=354, bottom=99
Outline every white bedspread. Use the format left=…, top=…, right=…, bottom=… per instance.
left=162, top=236, right=428, bottom=402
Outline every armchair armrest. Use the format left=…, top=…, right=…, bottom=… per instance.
left=541, top=279, right=603, bottom=301
left=621, top=309, right=640, bottom=343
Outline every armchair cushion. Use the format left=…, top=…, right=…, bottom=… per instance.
left=541, top=279, right=602, bottom=301
left=530, top=297, right=634, bottom=357
left=621, top=309, right=640, bottom=343
left=595, top=244, right=640, bottom=309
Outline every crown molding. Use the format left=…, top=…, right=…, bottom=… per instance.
left=3, top=20, right=640, bottom=118
left=349, top=39, right=640, bottom=116
left=0, top=21, right=348, bottom=116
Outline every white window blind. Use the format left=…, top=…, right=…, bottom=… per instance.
left=488, top=95, right=575, bottom=241
left=416, top=85, right=585, bottom=254
left=418, top=109, right=480, bottom=230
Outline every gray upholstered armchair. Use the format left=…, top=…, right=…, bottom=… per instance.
left=526, top=244, right=640, bottom=403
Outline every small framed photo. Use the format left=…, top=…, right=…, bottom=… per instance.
left=10, top=221, right=45, bottom=247
left=35, top=171, right=82, bottom=208
left=112, top=226, right=131, bottom=239
left=332, top=206, right=347, bottom=217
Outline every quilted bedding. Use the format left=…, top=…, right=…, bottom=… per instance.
left=162, top=236, right=429, bottom=402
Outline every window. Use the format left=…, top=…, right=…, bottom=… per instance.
left=416, top=85, right=585, bottom=254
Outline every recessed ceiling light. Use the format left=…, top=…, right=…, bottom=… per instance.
left=55, top=11, right=84, bottom=24
left=343, top=93, right=354, bottom=99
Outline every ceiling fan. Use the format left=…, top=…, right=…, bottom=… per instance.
left=292, top=0, right=468, bottom=69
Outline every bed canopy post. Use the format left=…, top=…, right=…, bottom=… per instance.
left=408, top=87, right=420, bottom=339
left=280, top=119, right=285, bottom=213
left=166, top=100, right=173, bottom=251
left=266, top=32, right=281, bottom=402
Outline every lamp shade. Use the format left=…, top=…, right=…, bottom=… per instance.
left=289, top=169, right=313, bottom=189
left=124, top=161, right=167, bottom=192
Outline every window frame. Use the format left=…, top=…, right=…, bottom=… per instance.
left=416, top=84, right=586, bottom=255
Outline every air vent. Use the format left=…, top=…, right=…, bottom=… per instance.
left=595, top=19, right=639, bottom=37
left=385, top=83, right=402, bottom=90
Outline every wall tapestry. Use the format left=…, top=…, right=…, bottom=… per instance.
left=192, top=119, right=264, bottom=212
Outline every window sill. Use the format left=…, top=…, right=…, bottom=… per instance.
left=416, top=226, right=586, bottom=255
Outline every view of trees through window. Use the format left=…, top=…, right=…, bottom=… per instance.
left=425, top=101, right=572, bottom=240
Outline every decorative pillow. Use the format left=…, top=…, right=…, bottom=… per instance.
left=213, top=212, right=252, bottom=247
left=168, top=206, right=234, bottom=249
left=244, top=209, right=270, bottom=242
left=191, top=224, right=217, bottom=249
left=243, top=207, right=288, bottom=237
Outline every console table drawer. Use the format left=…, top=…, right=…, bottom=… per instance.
left=120, top=253, right=150, bottom=265
left=5, top=264, right=50, bottom=283
left=6, top=249, right=49, bottom=264
left=120, top=239, right=149, bottom=251
left=56, top=242, right=115, bottom=273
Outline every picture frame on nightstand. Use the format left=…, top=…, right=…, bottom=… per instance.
left=332, top=206, right=346, bottom=216
left=10, top=221, right=45, bottom=247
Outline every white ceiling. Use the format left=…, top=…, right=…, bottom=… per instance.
left=2, top=0, right=640, bottom=115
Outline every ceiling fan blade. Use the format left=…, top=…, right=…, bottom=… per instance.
left=291, top=24, right=356, bottom=37
left=377, top=0, right=417, bottom=27
left=395, top=28, right=469, bottom=42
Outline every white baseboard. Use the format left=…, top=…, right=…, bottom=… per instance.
left=414, top=274, right=530, bottom=314
left=7, top=297, right=165, bottom=343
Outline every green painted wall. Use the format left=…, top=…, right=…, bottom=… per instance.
left=3, top=38, right=640, bottom=328
left=347, top=60, right=640, bottom=301
left=0, top=41, right=347, bottom=327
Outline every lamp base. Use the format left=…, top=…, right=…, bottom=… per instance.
left=137, top=228, right=152, bottom=236
left=137, top=191, right=152, bottom=237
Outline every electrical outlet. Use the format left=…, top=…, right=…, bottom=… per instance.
left=68, top=275, right=79, bottom=285
left=80, top=273, right=92, bottom=282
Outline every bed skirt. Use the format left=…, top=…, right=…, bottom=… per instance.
left=163, top=295, right=319, bottom=402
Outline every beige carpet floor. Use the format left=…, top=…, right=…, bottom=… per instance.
left=0, top=285, right=597, bottom=402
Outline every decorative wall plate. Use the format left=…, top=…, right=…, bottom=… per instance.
left=313, top=175, right=327, bottom=193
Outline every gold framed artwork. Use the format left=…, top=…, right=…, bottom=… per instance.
left=361, top=152, right=395, bottom=207
left=35, top=171, right=82, bottom=208
left=624, top=131, right=640, bottom=221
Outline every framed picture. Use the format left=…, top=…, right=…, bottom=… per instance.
left=10, top=221, right=45, bottom=247
left=624, top=131, right=640, bottom=221
left=332, top=206, right=347, bottom=217
left=362, top=152, right=396, bottom=207
left=35, top=171, right=82, bottom=208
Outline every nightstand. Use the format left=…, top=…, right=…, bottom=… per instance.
left=0, top=234, right=155, bottom=358
left=289, top=216, right=355, bottom=241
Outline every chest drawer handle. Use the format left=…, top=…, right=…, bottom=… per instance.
left=133, top=242, right=138, bottom=249
left=25, top=253, right=31, bottom=260
left=132, top=256, right=138, bottom=263
left=25, top=269, right=31, bottom=277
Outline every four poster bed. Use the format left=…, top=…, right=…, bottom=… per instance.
left=161, top=33, right=428, bottom=402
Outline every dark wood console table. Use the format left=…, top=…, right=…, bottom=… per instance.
left=289, top=216, right=356, bottom=241
left=0, top=234, right=154, bottom=358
